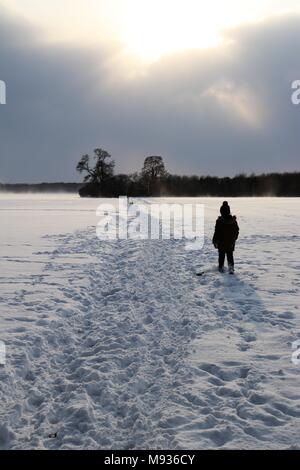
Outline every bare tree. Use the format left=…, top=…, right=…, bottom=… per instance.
left=76, top=154, right=94, bottom=182
left=141, top=156, right=167, bottom=195
left=76, top=148, right=115, bottom=185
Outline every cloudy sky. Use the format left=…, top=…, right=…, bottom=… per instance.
left=0, top=0, right=300, bottom=182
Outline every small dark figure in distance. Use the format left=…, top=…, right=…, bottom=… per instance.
left=213, top=201, right=239, bottom=274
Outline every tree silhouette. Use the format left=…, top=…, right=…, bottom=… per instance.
left=77, top=148, right=115, bottom=196
left=75, top=150, right=300, bottom=197
left=92, top=148, right=115, bottom=183
left=76, top=154, right=93, bottom=182
left=141, top=156, right=167, bottom=195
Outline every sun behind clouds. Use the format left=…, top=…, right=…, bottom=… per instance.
left=2, top=0, right=300, bottom=61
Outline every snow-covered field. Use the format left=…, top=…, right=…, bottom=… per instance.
left=0, top=194, right=300, bottom=449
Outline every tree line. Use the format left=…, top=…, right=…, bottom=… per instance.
left=0, top=182, right=82, bottom=193
left=76, top=148, right=300, bottom=197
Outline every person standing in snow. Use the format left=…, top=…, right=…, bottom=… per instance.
left=213, top=201, right=239, bottom=274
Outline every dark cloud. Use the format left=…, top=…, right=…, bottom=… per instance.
left=0, top=10, right=300, bottom=182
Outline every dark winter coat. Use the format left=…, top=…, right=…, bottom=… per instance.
left=213, top=215, right=239, bottom=252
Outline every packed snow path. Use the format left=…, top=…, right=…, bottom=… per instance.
left=0, top=197, right=300, bottom=449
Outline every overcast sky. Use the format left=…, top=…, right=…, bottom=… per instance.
left=0, top=0, right=300, bottom=182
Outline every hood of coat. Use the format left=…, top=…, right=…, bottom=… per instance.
left=218, top=215, right=237, bottom=224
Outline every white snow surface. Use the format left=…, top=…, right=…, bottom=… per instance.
left=0, top=194, right=300, bottom=449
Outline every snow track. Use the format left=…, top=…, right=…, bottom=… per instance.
left=1, top=230, right=206, bottom=448
left=0, top=197, right=300, bottom=449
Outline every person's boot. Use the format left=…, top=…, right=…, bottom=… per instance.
left=228, top=264, right=235, bottom=275
left=218, top=266, right=225, bottom=273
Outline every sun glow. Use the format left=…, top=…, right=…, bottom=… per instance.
left=120, top=0, right=224, bottom=60
left=118, top=0, right=296, bottom=61
left=2, top=0, right=300, bottom=61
